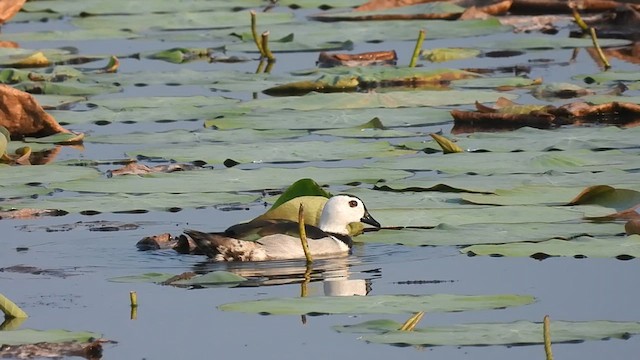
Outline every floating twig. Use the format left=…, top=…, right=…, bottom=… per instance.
left=298, top=204, right=313, bottom=263
left=543, top=315, right=554, bottom=360
left=250, top=11, right=265, bottom=57
left=399, top=311, right=425, bottom=331
left=409, top=29, right=425, bottom=68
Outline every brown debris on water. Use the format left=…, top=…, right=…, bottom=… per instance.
left=317, top=50, right=397, bottom=68
left=0, top=338, right=115, bottom=360
left=0, top=208, right=68, bottom=220
left=0, top=85, right=75, bottom=138
left=451, top=97, right=640, bottom=133
left=0, top=0, right=25, bottom=24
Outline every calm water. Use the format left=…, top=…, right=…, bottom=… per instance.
left=1, top=6, right=640, bottom=360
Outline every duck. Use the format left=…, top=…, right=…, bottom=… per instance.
left=184, top=194, right=380, bottom=262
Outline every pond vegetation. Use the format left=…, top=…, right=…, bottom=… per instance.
left=1, top=0, right=639, bottom=358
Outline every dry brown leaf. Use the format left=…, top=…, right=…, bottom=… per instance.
left=625, top=219, right=640, bottom=235
left=0, top=208, right=67, bottom=220
left=0, top=0, right=26, bottom=24
left=0, top=339, right=114, bottom=360
left=136, top=233, right=177, bottom=250
left=317, top=50, right=397, bottom=67
left=355, top=0, right=434, bottom=11
left=0, top=85, right=71, bottom=138
left=0, top=40, right=19, bottom=48
left=586, top=204, right=640, bottom=221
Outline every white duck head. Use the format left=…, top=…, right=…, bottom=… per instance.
left=318, top=195, right=380, bottom=235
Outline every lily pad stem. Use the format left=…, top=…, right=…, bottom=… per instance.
left=570, top=6, right=589, bottom=32
left=409, top=29, right=425, bottom=68
left=399, top=311, right=425, bottom=331
left=0, top=293, right=28, bottom=319
left=589, top=27, right=611, bottom=70
left=298, top=204, right=313, bottom=264
left=543, top=315, right=553, bottom=360
left=129, top=291, right=138, bottom=307
left=261, top=31, right=276, bottom=62
left=250, top=11, right=265, bottom=58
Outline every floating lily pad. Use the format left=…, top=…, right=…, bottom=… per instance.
left=372, top=206, right=587, bottom=228
left=49, top=167, right=412, bottom=195
left=361, top=222, right=622, bottom=246
left=246, top=90, right=517, bottom=111
left=128, top=140, right=415, bottom=164
left=335, top=320, right=640, bottom=346
left=0, top=329, right=100, bottom=346
left=109, top=271, right=247, bottom=286
left=462, top=235, right=640, bottom=259
left=219, top=293, right=535, bottom=315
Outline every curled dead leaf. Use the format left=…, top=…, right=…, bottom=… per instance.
left=0, top=85, right=74, bottom=138
left=0, top=208, right=68, bottom=220
left=625, top=220, right=640, bottom=235
left=317, top=50, right=397, bottom=68
left=0, top=0, right=25, bottom=24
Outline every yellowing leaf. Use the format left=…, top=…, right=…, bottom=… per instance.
left=430, top=133, right=464, bottom=154
left=10, top=51, right=50, bottom=68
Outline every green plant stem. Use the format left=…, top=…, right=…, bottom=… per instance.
left=265, top=59, right=275, bottom=73
left=255, top=59, right=266, bottom=74
left=571, top=7, right=589, bottom=32
left=409, top=29, right=425, bottom=68
left=261, top=31, right=276, bottom=61
left=543, top=315, right=553, bottom=360
left=589, top=27, right=611, bottom=70
left=250, top=11, right=265, bottom=57
left=298, top=203, right=313, bottom=263
left=399, top=311, right=425, bottom=331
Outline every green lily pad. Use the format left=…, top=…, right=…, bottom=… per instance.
left=7, top=192, right=260, bottom=214
left=0, top=329, right=100, bottom=346
left=368, top=149, right=636, bottom=175
left=109, top=271, right=247, bottom=286
left=462, top=235, right=640, bottom=259
left=422, top=48, right=481, bottom=62
left=219, top=293, right=535, bottom=315
left=245, top=90, right=517, bottom=111
left=204, top=107, right=451, bottom=130
left=128, top=140, right=415, bottom=164
left=335, top=320, right=640, bottom=346
left=361, top=222, right=622, bottom=246
left=372, top=206, right=588, bottom=227
left=49, top=167, right=411, bottom=195
left=475, top=36, right=630, bottom=50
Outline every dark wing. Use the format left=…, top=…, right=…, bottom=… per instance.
left=225, top=219, right=329, bottom=241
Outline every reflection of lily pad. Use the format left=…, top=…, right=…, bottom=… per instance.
left=219, top=294, right=535, bottom=315
left=335, top=320, right=640, bottom=346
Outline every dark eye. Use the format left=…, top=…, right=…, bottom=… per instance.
left=349, top=200, right=358, bottom=208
